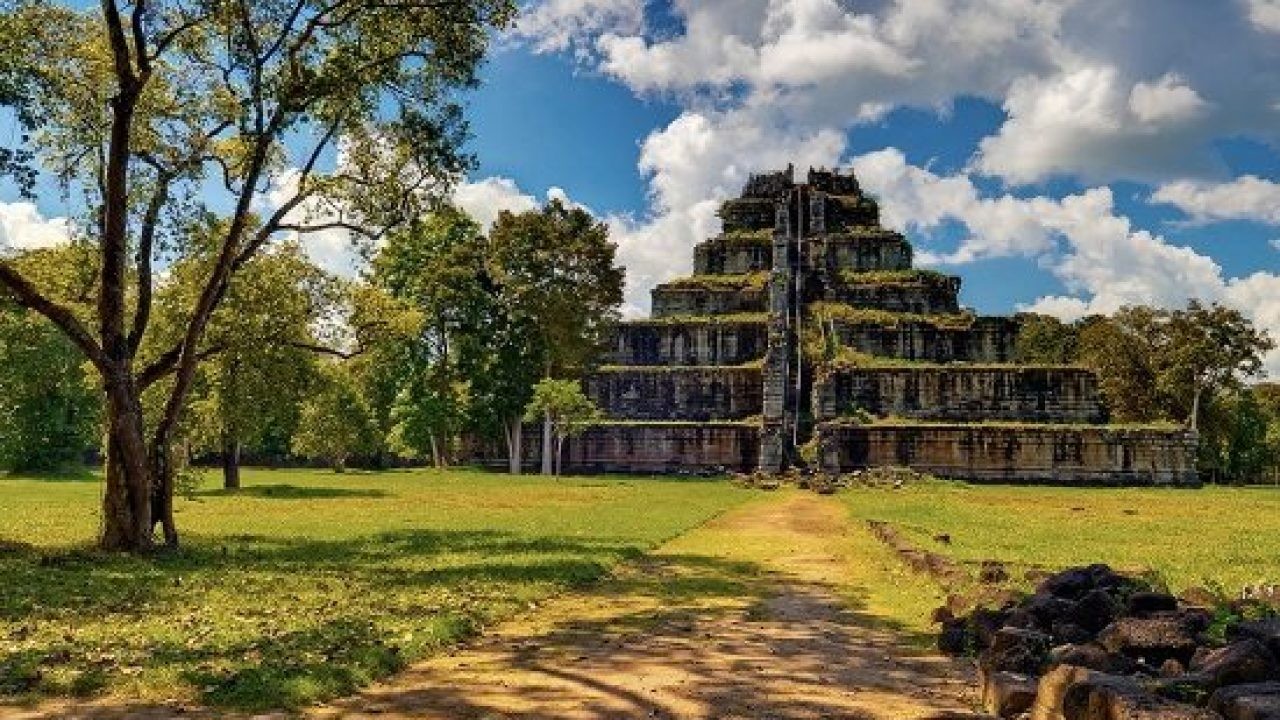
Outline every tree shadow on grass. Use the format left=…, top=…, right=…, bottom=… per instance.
left=0, top=528, right=673, bottom=712
left=192, top=484, right=391, bottom=500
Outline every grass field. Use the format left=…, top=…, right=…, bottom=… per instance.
left=0, top=468, right=751, bottom=710
left=842, top=481, right=1280, bottom=594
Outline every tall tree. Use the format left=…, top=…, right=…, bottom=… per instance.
left=1160, top=301, right=1274, bottom=431
left=0, top=0, right=513, bottom=551
left=292, top=362, right=375, bottom=473
left=487, top=201, right=624, bottom=475
left=1014, top=313, right=1079, bottom=365
left=178, top=243, right=330, bottom=489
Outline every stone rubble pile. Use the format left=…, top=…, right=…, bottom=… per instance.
left=937, top=564, right=1280, bottom=719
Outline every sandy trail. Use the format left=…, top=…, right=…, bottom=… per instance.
left=4, top=492, right=986, bottom=719
left=311, top=492, right=984, bottom=720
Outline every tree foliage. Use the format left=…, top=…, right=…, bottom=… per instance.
left=523, top=378, right=600, bottom=477
left=0, top=0, right=513, bottom=550
left=291, top=363, right=376, bottom=473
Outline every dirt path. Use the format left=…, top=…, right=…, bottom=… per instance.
left=5, top=491, right=984, bottom=720
left=310, top=491, right=984, bottom=720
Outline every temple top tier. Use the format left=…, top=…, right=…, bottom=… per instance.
left=719, top=165, right=881, bottom=233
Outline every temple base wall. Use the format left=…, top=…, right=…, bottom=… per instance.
left=817, top=423, right=1200, bottom=486
left=815, top=366, right=1105, bottom=424
left=562, top=423, right=761, bottom=474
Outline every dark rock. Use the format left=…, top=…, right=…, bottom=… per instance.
left=1128, top=592, right=1181, bottom=617
left=1098, top=613, right=1202, bottom=665
left=1062, top=674, right=1219, bottom=719
left=1026, top=595, right=1078, bottom=627
left=1190, top=639, right=1279, bottom=689
left=1038, top=567, right=1100, bottom=601
left=1180, top=587, right=1221, bottom=610
left=1050, top=643, right=1135, bottom=674
left=972, top=607, right=1013, bottom=649
left=982, top=627, right=1053, bottom=675
left=982, top=669, right=1038, bottom=718
left=940, top=619, right=972, bottom=656
left=1209, top=682, right=1280, bottom=720
left=1072, top=589, right=1121, bottom=634
left=1229, top=619, right=1280, bottom=660
left=1159, top=659, right=1187, bottom=678
left=1052, top=622, right=1095, bottom=646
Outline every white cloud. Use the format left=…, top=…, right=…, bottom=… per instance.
left=852, top=149, right=1280, bottom=375
left=1152, top=175, right=1280, bottom=224
left=0, top=202, right=72, bottom=252
left=452, top=177, right=541, bottom=229
left=512, top=0, right=644, bottom=53
left=1247, top=0, right=1280, bottom=33
left=1129, top=74, right=1208, bottom=125
left=519, top=0, right=1280, bottom=185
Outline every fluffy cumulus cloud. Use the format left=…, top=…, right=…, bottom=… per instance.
left=1152, top=176, right=1280, bottom=225
left=852, top=149, right=1280, bottom=375
left=0, top=202, right=72, bottom=252
left=495, top=0, right=1280, bottom=368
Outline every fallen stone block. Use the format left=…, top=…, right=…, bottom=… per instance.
left=982, top=627, right=1053, bottom=675
left=983, top=669, right=1039, bottom=718
left=1209, top=682, right=1280, bottom=720
left=1228, top=620, right=1280, bottom=661
left=1098, top=613, right=1202, bottom=665
left=1127, top=592, right=1181, bottom=617
left=1191, top=640, right=1280, bottom=690
left=1062, top=675, right=1220, bottom=719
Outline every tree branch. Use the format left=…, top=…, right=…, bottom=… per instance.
left=0, top=261, right=108, bottom=370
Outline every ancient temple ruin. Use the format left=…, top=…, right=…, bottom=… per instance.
left=566, top=166, right=1200, bottom=485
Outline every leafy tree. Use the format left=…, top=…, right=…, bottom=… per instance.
left=1014, top=313, right=1079, bottom=365
left=291, top=363, right=376, bottom=473
left=0, top=304, right=101, bottom=472
left=523, top=379, right=600, bottom=477
left=0, top=0, right=513, bottom=551
left=1077, top=309, right=1165, bottom=422
left=1160, top=301, right=1274, bottom=431
left=488, top=201, right=624, bottom=475
left=179, top=244, right=331, bottom=489
left=1198, top=389, right=1274, bottom=484
left=373, top=209, right=489, bottom=467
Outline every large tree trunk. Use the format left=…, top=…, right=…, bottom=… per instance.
left=99, top=375, right=156, bottom=552
left=505, top=416, right=523, bottom=475
left=222, top=435, right=242, bottom=490
left=540, top=410, right=554, bottom=475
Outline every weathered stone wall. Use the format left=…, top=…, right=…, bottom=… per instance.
left=832, top=316, right=1019, bottom=363
left=650, top=284, right=767, bottom=317
left=818, top=423, right=1200, bottom=486
left=693, top=238, right=772, bottom=274
left=825, top=279, right=961, bottom=314
left=818, top=232, right=913, bottom=273
left=562, top=423, right=761, bottom=474
left=815, top=366, right=1105, bottom=424
left=586, top=367, right=763, bottom=421
left=605, top=321, right=768, bottom=366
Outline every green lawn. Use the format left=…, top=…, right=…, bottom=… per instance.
left=842, top=481, right=1280, bottom=594
left=0, top=467, right=750, bottom=709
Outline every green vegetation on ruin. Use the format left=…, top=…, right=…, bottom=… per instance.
left=837, top=268, right=954, bottom=287
left=714, top=229, right=773, bottom=247
left=816, top=353, right=1088, bottom=374
left=819, top=416, right=1184, bottom=431
left=596, top=360, right=765, bottom=373
left=0, top=468, right=749, bottom=709
left=808, top=302, right=976, bottom=330
left=841, top=480, right=1280, bottom=593
left=658, top=272, right=769, bottom=292
left=625, top=312, right=770, bottom=327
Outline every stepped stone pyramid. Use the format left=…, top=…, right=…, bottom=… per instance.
left=564, top=166, right=1199, bottom=485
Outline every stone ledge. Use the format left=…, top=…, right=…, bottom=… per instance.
left=817, top=423, right=1200, bottom=486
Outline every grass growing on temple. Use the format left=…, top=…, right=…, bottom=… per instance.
left=842, top=480, right=1280, bottom=594
left=0, top=468, right=752, bottom=710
